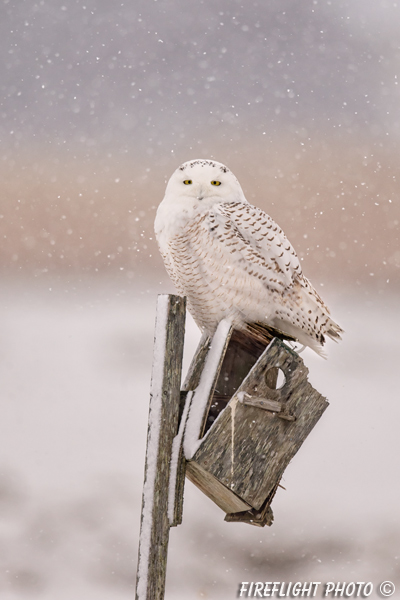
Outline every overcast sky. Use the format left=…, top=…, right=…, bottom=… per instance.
left=1, top=0, right=400, bottom=157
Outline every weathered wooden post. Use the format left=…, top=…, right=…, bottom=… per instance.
left=135, top=294, right=186, bottom=600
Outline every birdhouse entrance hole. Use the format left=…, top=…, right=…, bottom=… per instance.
left=266, top=367, right=286, bottom=390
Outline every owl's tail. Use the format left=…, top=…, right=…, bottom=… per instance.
left=325, top=320, right=344, bottom=342
left=272, top=277, right=344, bottom=358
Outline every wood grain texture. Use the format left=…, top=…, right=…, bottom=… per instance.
left=171, top=331, right=211, bottom=527
left=135, top=295, right=186, bottom=600
left=174, top=323, right=235, bottom=521
left=204, top=328, right=271, bottom=434
left=186, top=460, right=251, bottom=513
left=182, top=332, right=211, bottom=392
left=239, top=394, right=283, bottom=413
left=191, top=338, right=329, bottom=512
left=224, top=481, right=278, bottom=527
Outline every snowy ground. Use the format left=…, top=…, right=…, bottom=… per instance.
left=0, top=276, right=399, bottom=599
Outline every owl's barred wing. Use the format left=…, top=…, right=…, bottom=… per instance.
left=207, top=201, right=302, bottom=292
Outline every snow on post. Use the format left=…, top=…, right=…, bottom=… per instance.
left=167, top=390, right=193, bottom=525
left=135, top=294, right=186, bottom=600
left=183, top=318, right=232, bottom=460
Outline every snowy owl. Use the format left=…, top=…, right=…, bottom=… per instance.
left=155, top=159, right=343, bottom=356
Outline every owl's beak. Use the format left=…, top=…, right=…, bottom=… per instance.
left=196, top=185, right=205, bottom=201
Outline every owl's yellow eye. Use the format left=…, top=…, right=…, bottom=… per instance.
left=183, top=179, right=192, bottom=185
left=211, top=180, right=221, bottom=186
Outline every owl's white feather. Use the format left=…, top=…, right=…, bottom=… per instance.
left=155, top=159, right=343, bottom=356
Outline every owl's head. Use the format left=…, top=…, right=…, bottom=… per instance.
left=165, top=159, right=246, bottom=205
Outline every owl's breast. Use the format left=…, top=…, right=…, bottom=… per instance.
left=156, top=219, right=268, bottom=333
left=154, top=193, right=207, bottom=254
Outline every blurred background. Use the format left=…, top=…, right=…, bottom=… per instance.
left=0, top=0, right=399, bottom=598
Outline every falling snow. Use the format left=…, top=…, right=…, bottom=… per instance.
left=0, top=0, right=399, bottom=597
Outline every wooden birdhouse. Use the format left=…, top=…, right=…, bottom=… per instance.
left=180, top=316, right=329, bottom=527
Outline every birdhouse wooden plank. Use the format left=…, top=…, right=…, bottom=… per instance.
left=184, top=331, right=329, bottom=526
